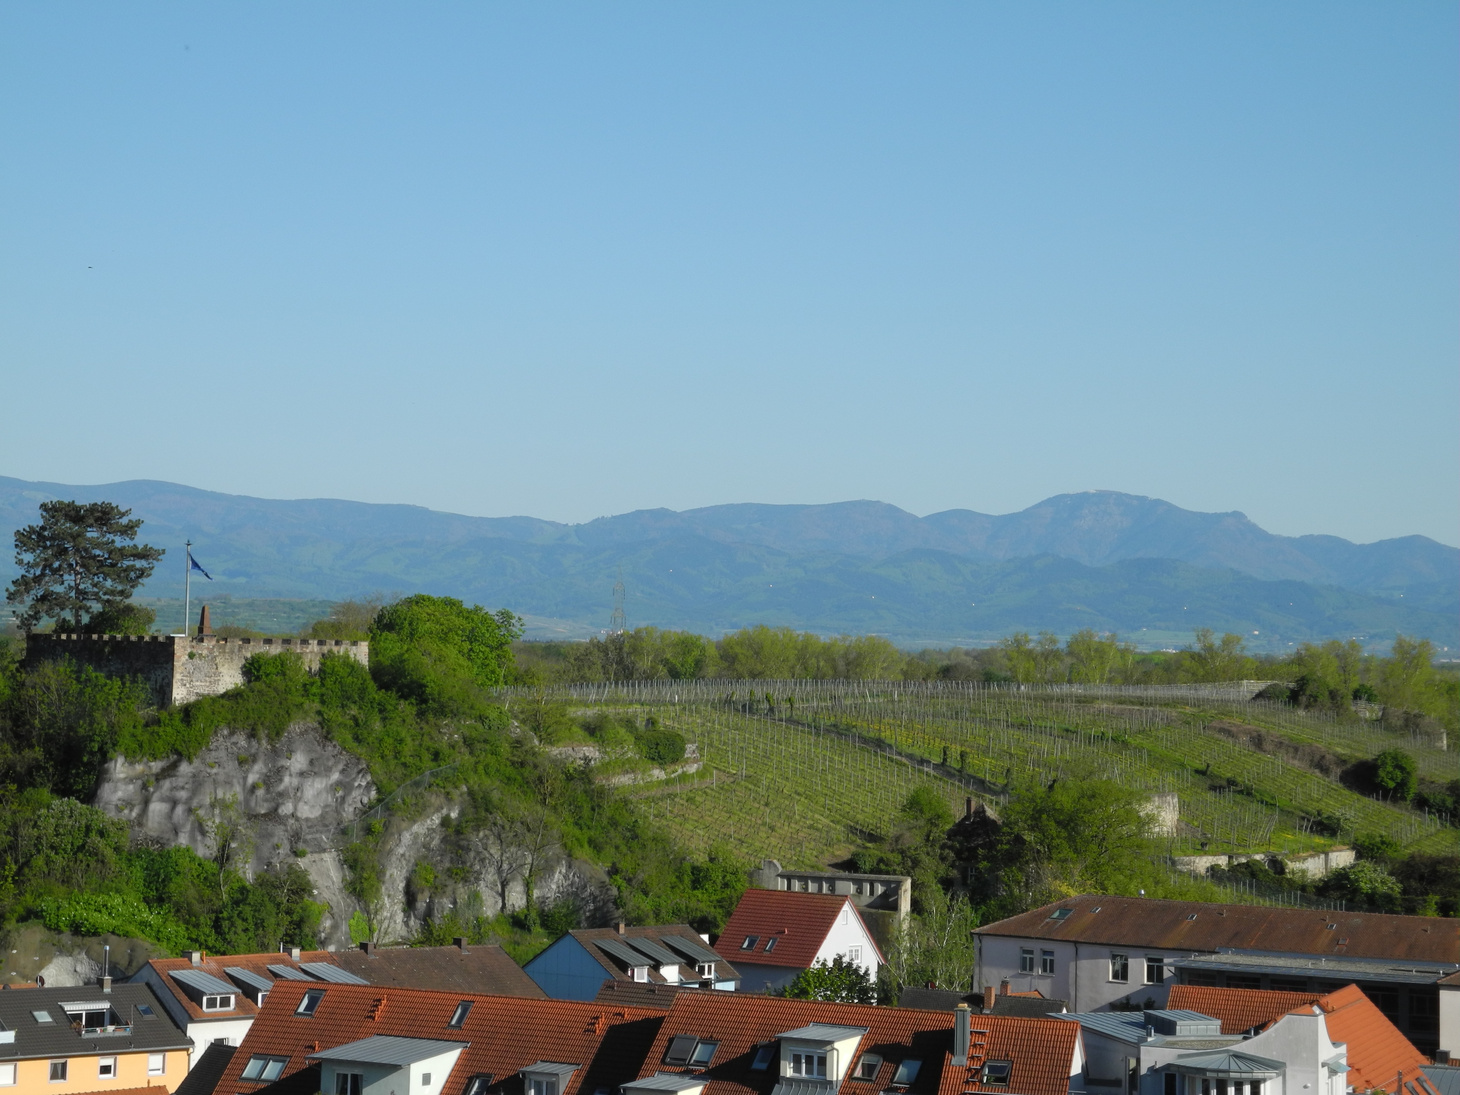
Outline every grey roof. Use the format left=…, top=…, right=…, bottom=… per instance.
left=661, top=936, right=723, bottom=966
left=299, top=961, right=370, bottom=984
left=624, top=937, right=684, bottom=968
left=769, top=1081, right=836, bottom=1095
left=175, top=1042, right=237, bottom=1095
left=225, top=967, right=275, bottom=993
left=0, top=983, right=191, bottom=1062
left=1172, top=1050, right=1285, bottom=1076
left=1061, top=1012, right=1238, bottom=1049
left=171, top=968, right=240, bottom=996
left=1173, top=953, right=1456, bottom=985
left=309, top=1036, right=468, bottom=1066
left=622, top=1074, right=710, bottom=1093
left=268, top=964, right=315, bottom=981
left=521, top=1063, right=581, bottom=1079
left=595, top=937, right=654, bottom=969
left=777, top=1024, right=869, bottom=1043
left=1423, top=1067, right=1460, bottom=1095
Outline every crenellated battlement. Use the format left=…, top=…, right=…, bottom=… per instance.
left=23, top=625, right=369, bottom=707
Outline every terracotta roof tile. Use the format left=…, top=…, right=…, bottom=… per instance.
left=1168, top=983, right=1429, bottom=1093
left=332, top=945, right=545, bottom=998
left=216, top=980, right=663, bottom=1095
left=636, top=989, right=1076, bottom=1095
left=976, top=896, right=1459, bottom=963
left=717, top=891, right=883, bottom=969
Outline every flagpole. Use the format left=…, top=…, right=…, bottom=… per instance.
left=184, top=539, right=192, bottom=636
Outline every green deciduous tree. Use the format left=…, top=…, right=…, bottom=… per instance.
left=1378, top=636, right=1435, bottom=712
left=1066, top=630, right=1134, bottom=684
left=780, top=954, right=877, bottom=1003
left=1373, top=748, right=1417, bottom=802
left=7, top=501, right=164, bottom=632
left=370, top=594, right=523, bottom=712
left=1188, top=629, right=1253, bottom=682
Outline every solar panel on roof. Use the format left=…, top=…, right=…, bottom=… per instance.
left=660, top=935, right=722, bottom=965
left=299, top=962, right=369, bottom=984
left=594, top=937, right=652, bottom=969
left=225, top=967, right=274, bottom=993
left=268, top=964, right=313, bottom=981
left=623, top=937, right=681, bottom=967
left=171, top=968, right=239, bottom=996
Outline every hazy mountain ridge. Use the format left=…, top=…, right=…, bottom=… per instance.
left=1, top=477, right=1455, bottom=648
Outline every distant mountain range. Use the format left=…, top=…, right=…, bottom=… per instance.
left=2, top=477, right=1455, bottom=650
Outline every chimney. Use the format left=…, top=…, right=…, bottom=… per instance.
left=289, top=946, right=301, bottom=961
left=999, top=979, right=1011, bottom=996
left=953, top=1003, right=970, bottom=1066
left=187, top=951, right=202, bottom=967
left=453, top=937, right=469, bottom=954
left=359, top=941, right=376, bottom=956
left=101, top=977, right=112, bottom=994
left=197, top=605, right=214, bottom=638
left=983, top=984, right=996, bottom=1011
left=616, top=922, right=626, bottom=935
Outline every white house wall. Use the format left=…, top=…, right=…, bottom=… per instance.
left=812, top=901, right=881, bottom=980
left=978, top=936, right=1190, bottom=1012
left=1440, top=984, right=1459, bottom=1061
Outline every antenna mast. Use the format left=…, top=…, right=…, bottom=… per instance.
left=609, top=569, right=627, bottom=635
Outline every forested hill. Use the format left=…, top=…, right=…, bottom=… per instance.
left=1, top=477, right=1455, bottom=649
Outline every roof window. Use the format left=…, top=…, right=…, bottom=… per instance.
left=750, top=1045, right=775, bottom=1071
left=1049, top=909, right=1072, bottom=921
left=856, top=1054, right=883, bottom=1080
left=241, top=1055, right=289, bottom=1082
left=665, top=1036, right=718, bottom=1068
left=981, top=1062, right=1012, bottom=1087
left=740, top=936, right=759, bottom=951
left=449, top=1001, right=473, bottom=1028
left=1090, top=907, right=1101, bottom=913
left=892, top=1060, right=922, bottom=1086
left=137, top=1004, right=156, bottom=1019
left=464, top=1076, right=495, bottom=1095
left=1187, top=914, right=1198, bottom=921
left=764, top=937, right=777, bottom=953
left=296, top=990, right=325, bottom=1016
left=31, top=1010, right=52, bottom=1024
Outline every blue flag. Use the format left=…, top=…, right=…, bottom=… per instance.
left=189, top=550, right=213, bottom=581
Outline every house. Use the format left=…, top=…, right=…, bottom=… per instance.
left=626, top=988, right=1081, bottom=1095
left=1442, top=970, right=1460, bottom=1063
left=332, top=941, right=545, bottom=999
left=211, top=980, right=664, bottom=1095
left=593, top=983, right=723, bottom=1011
left=136, top=942, right=544, bottom=1065
left=897, top=985, right=1067, bottom=1019
left=0, top=981, right=191, bottom=1095
left=1060, top=1004, right=1348, bottom=1095
left=524, top=926, right=740, bottom=1001
left=751, top=860, right=912, bottom=941
left=973, top=895, right=1459, bottom=1052
left=1166, top=983, right=1427, bottom=1095
left=717, top=891, right=883, bottom=994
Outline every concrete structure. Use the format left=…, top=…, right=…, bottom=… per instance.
left=1169, top=849, right=1356, bottom=882
left=752, top=860, right=911, bottom=925
left=24, top=615, right=368, bottom=707
left=1443, top=970, right=1460, bottom=1064
left=1063, top=1005, right=1348, bottom=1095
left=524, top=925, right=740, bottom=1001
left=717, top=890, right=883, bottom=994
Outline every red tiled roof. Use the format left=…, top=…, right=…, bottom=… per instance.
left=637, top=989, right=1077, bottom=1095
left=717, top=890, right=883, bottom=969
left=976, top=895, right=1459, bottom=963
left=1168, top=983, right=1428, bottom=1094
left=147, top=951, right=336, bottom=1023
left=216, top=980, right=664, bottom=1095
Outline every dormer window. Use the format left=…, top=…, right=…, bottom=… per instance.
left=855, top=1055, right=882, bottom=1080
left=892, top=1060, right=921, bottom=1086
left=696, top=962, right=716, bottom=979
left=790, top=1053, right=827, bottom=1079
left=740, top=935, right=759, bottom=951
left=202, top=994, right=235, bottom=1012
left=632, top=966, right=649, bottom=983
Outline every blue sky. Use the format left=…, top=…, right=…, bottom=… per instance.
left=2, top=4, right=1456, bottom=546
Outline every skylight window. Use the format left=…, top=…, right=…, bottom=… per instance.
left=981, top=1062, right=1011, bottom=1087
left=856, top=1054, right=882, bottom=1080
left=666, top=1036, right=718, bottom=1067
left=31, top=1011, right=52, bottom=1024
left=689, top=1041, right=718, bottom=1067
left=296, top=990, right=325, bottom=1017
left=750, top=1045, right=775, bottom=1071
left=241, top=1056, right=289, bottom=1082
left=740, top=936, right=759, bottom=951
left=464, top=1076, right=495, bottom=1095
left=763, top=937, right=777, bottom=953
left=137, top=1005, right=156, bottom=1019
left=892, top=1060, right=922, bottom=1086
left=449, top=1001, right=473, bottom=1028
left=1050, top=909, right=1072, bottom=921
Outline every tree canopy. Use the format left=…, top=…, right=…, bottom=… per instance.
left=7, top=501, right=164, bottom=631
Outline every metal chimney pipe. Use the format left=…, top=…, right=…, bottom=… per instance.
left=953, top=1003, right=970, bottom=1066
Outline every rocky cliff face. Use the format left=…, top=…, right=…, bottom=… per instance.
left=93, top=725, right=618, bottom=948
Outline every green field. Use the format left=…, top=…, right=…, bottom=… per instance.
left=508, top=681, right=1455, bottom=874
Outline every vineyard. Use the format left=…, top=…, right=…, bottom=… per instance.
left=502, top=680, right=1455, bottom=872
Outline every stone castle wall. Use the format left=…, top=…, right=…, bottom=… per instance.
left=23, top=632, right=369, bottom=706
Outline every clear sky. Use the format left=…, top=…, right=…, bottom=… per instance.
left=2, top=4, right=1456, bottom=546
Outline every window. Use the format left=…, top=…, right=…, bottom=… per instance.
left=632, top=965, right=649, bottom=983
left=665, top=1036, right=700, bottom=1066
left=528, top=1079, right=557, bottom=1095
left=1145, top=957, right=1163, bottom=985
left=98, top=1057, right=117, bottom=1079
left=148, top=1054, right=166, bottom=1077
left=848, top=946, right=862, bottom=965
left=32, top=1010, right=53, bottom=1023
left=137, top=1004, right=156, bottom=1019
left=750, top=1045, right=775, bottom=1071
left=840, top=906, right=849, bottom=925
left=49, top=1061, right=68, bottom=1083
left=0, top=1063, right=14, bottom=1086
left=696, top=962, right=716, bottom=978
left=790, top=1052, right=827, bottom=1079
left=1019, top=948, right=1035, bottom=973
left=689, top=1042, right=719, bottom=1067
left=202, top=993, right=236, bottom=1012
left=296, top=990, right=325, bottom=1016
left=892, top=1060, right=922, bottom=1086
left=449, top=1001, right=473, bottom=1028
left=1040, top=950, right=1055, bottom=976
left=1109, top=953, right=1129, bottom=983
left=1163, top=1076, right=1177, bottom=1095
left=464, top=1075, right=495, bottom=1095
left=981, top=1062, right=1011, bottom=1087
left=67, top=1007, right=112, bottom=1029
left=856, top=1054, right=883, bottom=1080
left=241, top=1056, right=289, bottom=1082
left=422, top=1074, right=433, bottom=1087
left=763, top=938, right=777, bottom=953
left=335, top=1073, right=363, bottom=1095
left=1050, top=908, right=1072, bottom=921
left=1251, top=1083, right=1262, bottom=1095
left=740, top=936, right=759, bottom=951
